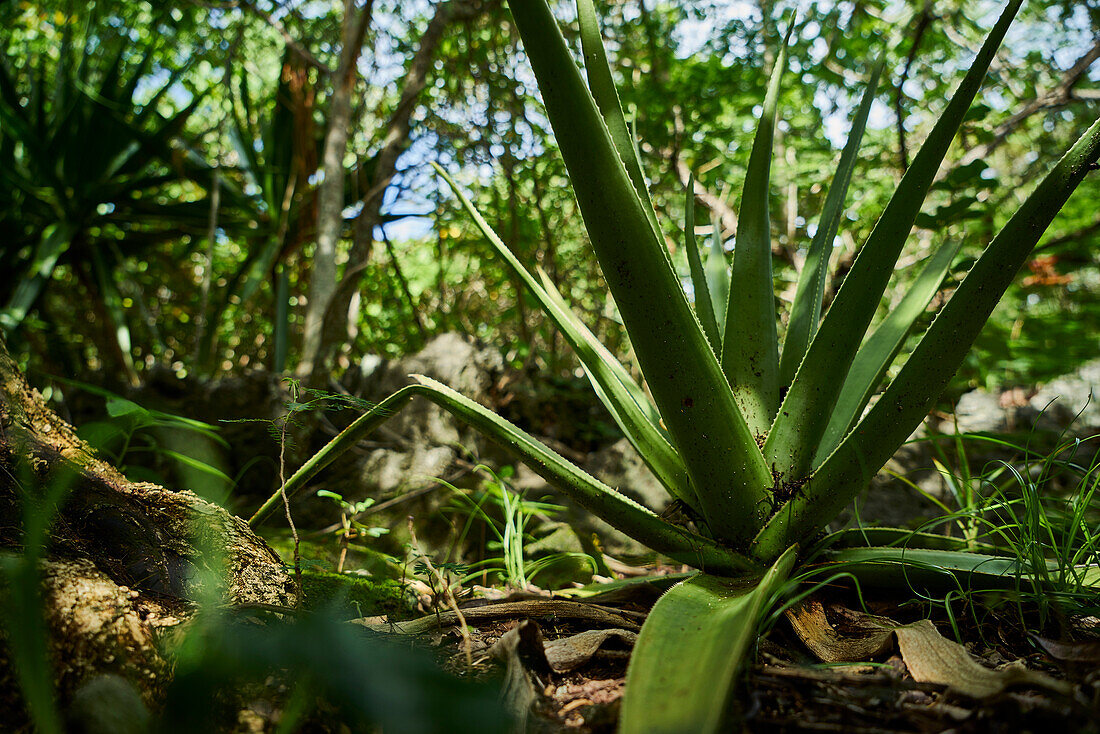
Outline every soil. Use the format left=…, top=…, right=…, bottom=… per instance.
left=404, top=583, right=1100, bottom=733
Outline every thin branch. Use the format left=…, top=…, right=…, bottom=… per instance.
left=407, top=519, right=473, bottom=669
left=1033, top=214, right=1100, bottom=254
left=954, top=37, right=1100, bottom=170
left=894, top=2, right=935, bottom=173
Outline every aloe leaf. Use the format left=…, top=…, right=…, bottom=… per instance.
left=249, top=378, right=754, bottom=575
left=619, top=545, right=797, bottom=734
left=433, top=163, right=695, bottom=507
left=815, top=237, right=963, bottom=462
left=780, top=57, right=883, bottom=388
left=535, top=269, right=666, bottom=432
left=753, top=113, right=1100, bottom=560
left=705, top=215, right=730, bottom=345
left=534, top=269, right=662, bottom=428
left=575, top=0, right=660, bottom=239
left=684, top=176, right=721, bottom=351
left=765, top=0, right=1023, bottom=482
left=819, top=547, right=1100, bottom=592
left=507, top=0, right=772, bottom=543
left=817, top=527, right=1004, bottom=554
left=721, top=22, right=794, bottom=436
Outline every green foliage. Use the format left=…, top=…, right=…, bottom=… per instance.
left=299, top=570, right=407, bottom=620
left=439, top=464, right=599, bottom=588
left=253, top=2, right=1100, bottom=729
left=0, top=14, right=213, bottom=380
left=916, top=431, right=1100, bottom=628
left=58, top=379, right=235, bottom=502
left=619, top=546, right=797, bottom=733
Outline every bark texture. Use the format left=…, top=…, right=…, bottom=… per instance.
left=0, top=341, right=294, bottom=719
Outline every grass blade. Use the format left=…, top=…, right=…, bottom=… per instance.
left=619, top=545, right=797, bottom=733
left=721, top=21, right=794, bottom=436
left=684, top=176, right=721, bottom=352
left=815, top=237, right=962, bottom=461
left=753, top=113, right=1100, bottom=559
left=446, top=0, right=775, bottom=545
left=779, top=57, right=883, bottom=387
left=249, top=379, right=754, bottom=575
left=434, top=163, right=696, bottom=507
left=765, top=0, right=1023, bottom=482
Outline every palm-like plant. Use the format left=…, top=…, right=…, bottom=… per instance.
left=195, top=52, right=321, bottom=374
left=253, top=1, right=1100, bottom=730
left=0, top=26, right=210, bottom=381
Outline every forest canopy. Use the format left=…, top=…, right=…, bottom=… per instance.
left=1, top=0, right=1097, bottom=392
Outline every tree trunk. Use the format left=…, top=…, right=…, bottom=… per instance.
left=297, top=0, right=375, bottom=380
left=311, top=0, right=489, bottom=383
left=0, top=340, right=293, bottom=719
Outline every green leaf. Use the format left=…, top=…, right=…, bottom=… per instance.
left=815, top=237, right=962, bottom=462
left=106, top=397, right=150, bottom=420
left=780, top=56, right=883, bottom=388
left=250, top=378, right=756, bottom=576
left=507, top=0, right=772, bottom=543
left=575, top=0, right=660, bottom=241
left=0, top=224, right=74, bottom=334
left=753, top=112, right=1100, bottom=559
left=433, top=163, right=696, bottom=509
left=818, top=547, right=1100, bottom=592
left=619, top=545, right=797, bottom=733
left=721, top=20, right=794, bottom=436
left=765, top=0, right=1023, bottom=483
left=705, top=215, right=730, bottom=345
left=817, top=527, right=1004, bottom=554
left=159, top=449, right=235, bottom=485
left=684, top=176, right=721, bottom=352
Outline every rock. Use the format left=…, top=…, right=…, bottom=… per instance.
left=305, top=334, right=508, bottom=550
left=510, top=439, right=671, bottom=557
left=948, top=389, right=1014, bottom=434
left=585, top=439, right=670, bottom=513
left=1029, top=358, right=1100, bottom=433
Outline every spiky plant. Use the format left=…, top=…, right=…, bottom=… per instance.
left=254, top=1, right=1100, bottom=730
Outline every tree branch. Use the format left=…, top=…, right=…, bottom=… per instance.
left=894, top=2, right=935, bottom=173
left=955, top=37, right=1100, bottom=169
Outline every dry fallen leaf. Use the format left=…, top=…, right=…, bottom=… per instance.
left=785, top=598, right=894, bottom=663
left=543, top=628, right=637, bottom=672
left=1030, top=634, right=1100, bottom=665
left=787, top=597, right=1074, bottom=699
left=894, top=620, right=1073, bottom=698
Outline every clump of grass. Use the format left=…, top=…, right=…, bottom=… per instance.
left=899, top=429, right=1100, bottom=634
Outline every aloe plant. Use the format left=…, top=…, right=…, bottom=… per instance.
left=253, top=0, right=1100, bottom=730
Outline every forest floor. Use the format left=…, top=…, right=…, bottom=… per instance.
left=6, top=340, right=1099, bottom=732
left=251, top=545, right=1100, bottom=733
left=420, top=584, right=1099, bottom=733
